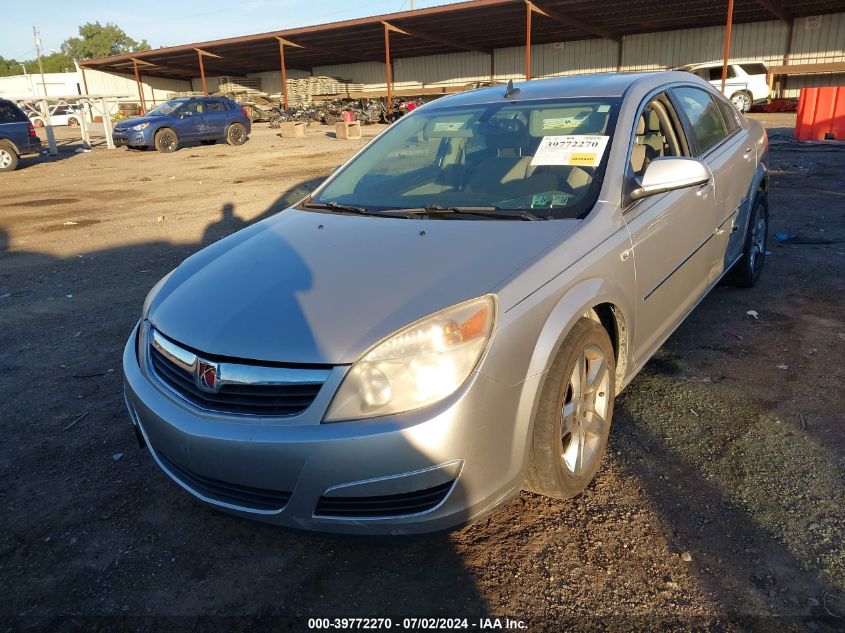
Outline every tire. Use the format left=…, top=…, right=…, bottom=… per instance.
left=525, top=317, right=616, bottom=499
left=0, top=142, right=19, bottom=172
left=68, top=117, right=79, bottom=126
left=731, top=91, right=752, bottom=113
left=730, top=194, right=768, bottom=287
left=32, top=119, right=44, bottom=128
left=154, top=128, right=178, bottom=153
left=225, top=123, right=247, bottom=146
left=200, top=139, right=217, bottom=145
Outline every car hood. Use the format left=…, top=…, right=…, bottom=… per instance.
left=114, top=114, right=165, bottom=129
left=148, top=208, right=579, bottom=365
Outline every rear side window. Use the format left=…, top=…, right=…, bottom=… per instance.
left=207, top=101, right=227, bottom=113
left=716, top=98, right=740, bottom=133
left=0, top=101, right=28, bottom=124
left=739, top=63, right=767, bottom=76
left=673, top=87, right=729, bottom=155
left=707, top=66, right=736, bottom=81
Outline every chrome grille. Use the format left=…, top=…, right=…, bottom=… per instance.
left=148, top=328, right=330, bottom=416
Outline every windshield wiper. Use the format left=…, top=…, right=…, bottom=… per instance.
left=397, top=205, right=546, bottom=221
left=301, top=201, right=370, bottom=214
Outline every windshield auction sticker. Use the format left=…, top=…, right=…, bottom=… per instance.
left=531, top=135, right=610, bottom=167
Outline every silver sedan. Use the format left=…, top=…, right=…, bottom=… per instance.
left=123, top=71, right=768, bottom=534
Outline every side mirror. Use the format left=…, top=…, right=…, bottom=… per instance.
left=630, top=157, right=710, bottom=201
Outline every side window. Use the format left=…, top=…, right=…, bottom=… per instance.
left=707, top=66, right=735, bottom=81
left=629, top=95, right=684, bottom=177
left=672, top=87, right=729, bottom=156
left=182, top=100, right=204, bottom=116
left=739, top=63, right=767, bottom=76
left=715, top=98, right=740, bottom=133
left=0, top=101, right=27, bottom=123
left=207, top=101, right=226, bottom=113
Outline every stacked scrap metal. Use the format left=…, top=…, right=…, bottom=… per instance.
left=284, top=76, right=364, bottom=107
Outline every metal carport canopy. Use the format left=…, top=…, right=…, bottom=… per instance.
left=79, top=0, right=843, bottom=80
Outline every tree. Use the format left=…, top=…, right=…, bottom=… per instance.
left=61, top=22, right=151, bottom=60
left=0, top=56, right=23, bottom=77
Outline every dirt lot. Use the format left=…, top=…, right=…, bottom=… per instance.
left=1, top=115, right=843, bottom=631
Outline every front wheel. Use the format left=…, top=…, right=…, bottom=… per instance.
left=731, top=91, right=752, bottom=113
left=154, top=128, right=178, bottom=153
left=525, top=317, right=616, bottom=499
left=226, top=123, right=247, bottom=146
left=730, top=195, right=768, bottom=287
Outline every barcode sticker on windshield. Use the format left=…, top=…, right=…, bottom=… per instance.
left=531, top=135, right=610, bottom=167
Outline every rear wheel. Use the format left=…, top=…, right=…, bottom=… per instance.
left=525, top=317, right=616, bottom=499
left=731, top=91, right=752, bottom=113
left=226, top=123, right=247, bottom=146
left=730, top=195, right=768, bottom=287
left=154, top=128, right=178, bottom=153
left=0, top=143, right=19, bottom=172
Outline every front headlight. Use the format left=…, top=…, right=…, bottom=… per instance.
left=324, top=295, right=496, bottom=422
left=130, top=122, right=150, bottom=131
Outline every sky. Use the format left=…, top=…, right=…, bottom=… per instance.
left=0, top=0, right=458, bottom=60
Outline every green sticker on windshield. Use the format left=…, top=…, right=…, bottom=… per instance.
left=531, top=192, right=574, bottom=208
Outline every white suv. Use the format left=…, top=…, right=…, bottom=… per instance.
left=676, top=61, right=770, bottom=112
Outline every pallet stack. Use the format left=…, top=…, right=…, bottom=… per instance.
left=284, top=76, right=364, bottom=106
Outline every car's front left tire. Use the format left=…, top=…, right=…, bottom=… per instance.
left=226, top=123, right=247, bottom=146
left=154, top=128, right=179, bottom=153
left=525, top=317, right=616, bottom=500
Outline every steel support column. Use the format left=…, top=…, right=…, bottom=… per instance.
left=525, top=1, right=532, bottom=80
left=132, top=59, right=146, bottom=113
left=384, top=23, right=393, bottom=116
left=197, top=49, right=208, bottom=96
left=277, top=39, right=289, bottom=110
left=721, top=0, right=735, bottom=94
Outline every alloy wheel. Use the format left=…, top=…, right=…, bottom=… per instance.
left=0, top=149, right=11, bottom=169
left=732, top=92, right=751, bottom=112
left=560, top=343, right=611, bottom=476
left=749, top=214, right=767, bottom=274
left=229, top=127, right=244, bottom=144
left=160, top=132, right=176, bottom=151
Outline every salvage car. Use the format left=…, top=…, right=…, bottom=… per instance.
left=112, top=96, right=251, bottom=152
left=124, top=72, right=769, bottom=534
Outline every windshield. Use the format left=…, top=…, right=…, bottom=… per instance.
left=309, top=97, right=619, bottom=219
left=146, top=99, right=185, bottom=116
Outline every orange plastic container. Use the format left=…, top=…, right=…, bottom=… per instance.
left=794, top=86, right=845, bottom=141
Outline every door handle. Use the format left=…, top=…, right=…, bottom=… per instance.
left=743, top=147, right=754, bottom=160
left=696, top=182, right=714, bottom=199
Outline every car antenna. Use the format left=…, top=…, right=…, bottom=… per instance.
left=505, top=79, right=520, bottom=99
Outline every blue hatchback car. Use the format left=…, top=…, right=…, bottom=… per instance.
left=113, top=96, right=251, bottom=153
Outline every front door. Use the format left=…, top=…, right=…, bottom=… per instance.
left=172, top=99, right=205, bottom=140
left=623, top=92, right=720, bottom=365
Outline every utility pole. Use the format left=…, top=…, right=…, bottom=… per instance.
left=33, top=26, right=48, bottom=98
left=33, top=26, right=57, bottom=155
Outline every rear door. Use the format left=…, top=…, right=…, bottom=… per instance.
left=622, top=90, right=720, bottom=364
left=204, top=99, right=232, bottom=137
left=670, top=86, right=756, bottom=277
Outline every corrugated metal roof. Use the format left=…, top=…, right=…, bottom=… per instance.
left=80, top=0, right=845, bottom=80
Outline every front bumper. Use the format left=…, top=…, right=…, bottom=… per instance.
left=122, top=323, right=530, bottom=534
left=113, top=128, right=152, bottom=147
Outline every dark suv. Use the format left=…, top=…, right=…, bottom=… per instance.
left=0, top=99, right=42, bottom=172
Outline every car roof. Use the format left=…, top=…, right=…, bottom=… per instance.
left=682, top=60, right=767, bottom=69
left=427, top=71, right=690, bottom=107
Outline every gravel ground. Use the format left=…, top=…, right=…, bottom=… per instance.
left=0, top=114, right=842, bottom=632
